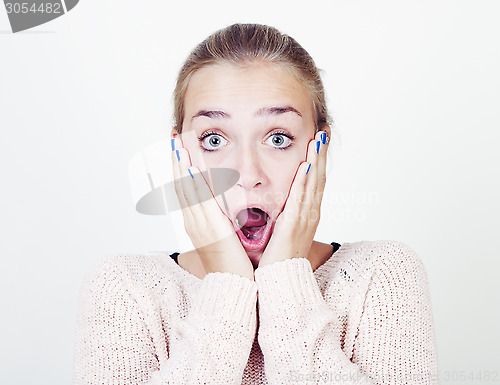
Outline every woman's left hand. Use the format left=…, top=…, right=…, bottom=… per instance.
left=258, top=130, right=329, bottom=268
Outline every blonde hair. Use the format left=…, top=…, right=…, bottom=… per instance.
left=173, top=23, right=332, bottom=133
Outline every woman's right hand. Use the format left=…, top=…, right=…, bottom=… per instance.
left=171, top=137, right=255, bottom=281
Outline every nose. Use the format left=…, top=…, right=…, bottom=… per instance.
left=234, top=145, right=267, bottom=190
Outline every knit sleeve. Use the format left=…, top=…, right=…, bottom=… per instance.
left=254, top=242, right=438, bottom=384
left=73, top=256, right=258, bottom=385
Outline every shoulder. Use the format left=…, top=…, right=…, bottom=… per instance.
left=319, top=240, right=428, bottom=295
left=78, top=252, right=183, bottom=297
left=367, top=240, right=428, bottom=283
left=328, top=241, right=433, bottom=314
left=340, top=240, right=431, bottom=304
left=337, top=239, right=425, bottom=275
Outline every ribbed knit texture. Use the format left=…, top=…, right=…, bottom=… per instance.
left=73, top=240, right=438, bottom=384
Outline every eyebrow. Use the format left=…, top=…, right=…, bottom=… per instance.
left=191, top=106, right=302, bottom=121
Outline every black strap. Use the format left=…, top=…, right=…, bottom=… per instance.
left=169, top=243, right=341, bottom=265
left=169, top=252, right=180, bottom=264
left=330, top=241, right=341, bottom=254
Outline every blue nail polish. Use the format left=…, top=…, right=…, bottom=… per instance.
left=171, top=138, right=175, bottom=151
left=306, top=163, right=311, bottom=174
left=316, top=141, right=320, bottom=154
left=176, top=150, right=180, bottom=161
left=321, top=132, right=326, bottom=145
left=188, top=168, right=194, bottom=179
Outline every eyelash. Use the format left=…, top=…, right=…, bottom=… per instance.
left=197, top=129, right=295, bottom=152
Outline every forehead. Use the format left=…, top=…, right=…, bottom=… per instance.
left=183, top=62, right=314, bottom=121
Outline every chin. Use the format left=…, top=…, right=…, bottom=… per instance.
left=245, top=250, right=263, bottom=269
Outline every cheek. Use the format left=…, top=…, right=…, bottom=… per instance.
left=268, top=163, right=299, bottom=207
left=276, top=169, right=297, bottom=191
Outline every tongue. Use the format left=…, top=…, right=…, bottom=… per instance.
left=237, top=208, right=267, bottom=227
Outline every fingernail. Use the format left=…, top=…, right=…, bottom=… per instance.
left=188, top=168, right=194, bottom=179
left=321, top=132, right=326, bottom=145
left=306, top=163, right=311, bottom=174
left=176, top=150, right=180, bottom=161
left=171, top=138, right=176, bottom=151
left=316, top=141, right=320, bottom=154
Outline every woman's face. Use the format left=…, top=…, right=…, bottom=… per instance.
left=176, top=61, right=320, bottom=264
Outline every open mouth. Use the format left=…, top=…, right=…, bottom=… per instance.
left=236, top=207, right=269, bottom=239
left=234, top=207, right=273, bottom=251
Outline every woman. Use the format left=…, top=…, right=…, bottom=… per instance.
left=73, top=23, right=438, bottom=384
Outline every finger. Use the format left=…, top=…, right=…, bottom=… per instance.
left=189, top=166, right=236, bottom=241
left=176, top=149, right=235, bottom=242
left=175, top=134, right=213, bottom=204
left=316, top=130, right=328, bottom=193
left=301, top=132, right=329, bottom=229
left=188, top=165, right=218, bottom=222
left=172, top=137, right=206, bottom=209
left=171, top=143, right=188, bottom=211
left=282, top=136, right=319, bottom=222
left=303, top=136, right=321, bottom=205
left=173, top=135, right=186, bottom=150
left=171, top=140, right=196, bottom=226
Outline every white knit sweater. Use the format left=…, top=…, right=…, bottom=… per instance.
left=73, top=240, right=438, bottom=384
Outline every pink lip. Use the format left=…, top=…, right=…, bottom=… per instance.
left=235, top=217, right=274, bottom=251
left=230, top=204, right=274, bottom=251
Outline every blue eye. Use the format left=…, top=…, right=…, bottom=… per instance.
left=199, top=133, right=228, bottom=151
left=198, top=130, right=294, bottom=152
left=265, top=133, right=293, bottom=149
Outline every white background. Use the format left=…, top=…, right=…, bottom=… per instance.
left=1, top=0, right=499, bottom=384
